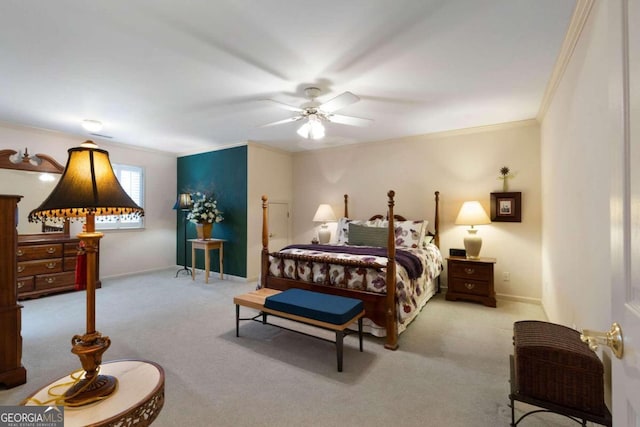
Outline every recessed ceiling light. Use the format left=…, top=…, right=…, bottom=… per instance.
left=82, top=119, right=103, bottom=133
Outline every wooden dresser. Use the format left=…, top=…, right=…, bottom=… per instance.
left=445, top=256, right=496, bottom=307
left=17, top=234, right=100, bottom=300
left=0, top=194, right=27, bottom=388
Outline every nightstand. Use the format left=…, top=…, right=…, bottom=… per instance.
left=446, top=256, right=496, bottom=307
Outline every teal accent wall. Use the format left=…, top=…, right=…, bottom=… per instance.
left=177, top=146, right=247, bottom=277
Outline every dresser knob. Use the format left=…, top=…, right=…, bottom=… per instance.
left=46, top=277, right=56, bottom=284
left=17, top=249, right=24, bottom=256
left=464, top=267, right=475, bottom=275
left=465, top=282, right=475, bottom=290
left=17, top=265, right=25, bottom=273
left=46, top=262, right=57, bottom=269
left=47, top=247, right=56, bottom=254
left=17, top=282, right=24, bottom=289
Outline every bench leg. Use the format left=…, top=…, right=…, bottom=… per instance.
left=358, top=317, right=363, bottom=352
left=236, top=304, right=240, bottom=337
left=336, top=331, right=344, bottom=372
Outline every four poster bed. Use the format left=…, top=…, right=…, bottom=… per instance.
left=260, top=190, right=443, bottom=350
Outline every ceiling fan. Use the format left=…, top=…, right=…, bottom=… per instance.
left=261, top=87, right=372, bottom=140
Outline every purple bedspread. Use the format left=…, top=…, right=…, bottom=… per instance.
left=283, top=244, right=424, bottom=280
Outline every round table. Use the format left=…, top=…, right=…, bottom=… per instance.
left=23, top=359, right=164, bottom=427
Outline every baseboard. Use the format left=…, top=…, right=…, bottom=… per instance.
left=495, top=293, right=541, bottom=305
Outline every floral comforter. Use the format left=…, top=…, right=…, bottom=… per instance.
left=267, top=244, right=443, bottom=331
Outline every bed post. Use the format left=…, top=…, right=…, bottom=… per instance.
left=385, top=190, right=399, bottom=350
left=261, top=195, right=269, bottom=289
left=344, top=194, right=349, bottom=218
left=434, top=191, right=440, bottom=248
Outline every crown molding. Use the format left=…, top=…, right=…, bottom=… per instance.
left=537, top=0, right=595, bottom=120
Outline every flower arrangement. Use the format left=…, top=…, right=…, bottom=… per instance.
left=498, top=166, right=516, bottom=191
left=186, top=192, right=224, bottom=224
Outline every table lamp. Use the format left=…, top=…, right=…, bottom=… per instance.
left=454, top=201, right=491, bottom=259
left=28, top=140, right=144, bottom=406
left=312, top=204, right=336, bottom=244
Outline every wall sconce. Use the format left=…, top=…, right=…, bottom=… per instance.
left=455, top=201, right=491, bottom=259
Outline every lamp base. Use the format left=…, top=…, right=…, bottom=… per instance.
left=317, top=224, right=331, bottom=244
left=64, top=331, right=117, bottom=406
left=463, top=229, right=483, bottom=259
left=64, top=374, right=118, bottom=407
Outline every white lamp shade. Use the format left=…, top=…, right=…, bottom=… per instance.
left=455, top=201, right=491, bottom=226
left=313, top=204, right=336, bottom=222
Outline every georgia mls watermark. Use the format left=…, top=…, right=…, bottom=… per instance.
left=0, top=406, right=64, bottom=427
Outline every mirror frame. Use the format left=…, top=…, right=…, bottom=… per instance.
left=0, top=149, right=70, bottom=236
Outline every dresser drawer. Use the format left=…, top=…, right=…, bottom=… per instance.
left=17, top=276, right=35, bottom=293
left=35, top=271, right=75, bottom=291
left=64, top=257, right=77, bottom=272
left=449, top=277, right=490, bottom=296
left=17, top=258, right=63, bottom=276
left=64, top=242, right=80, bottom=256
left=16, top=243, right=63, bottom=261
left=449, top=261, right=493, bottom=281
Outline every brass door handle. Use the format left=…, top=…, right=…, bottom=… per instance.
left=580, top=322, right=624, bottom=359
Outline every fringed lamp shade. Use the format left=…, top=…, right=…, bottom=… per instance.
left=26, top=141, right=143, bottom=407
left=28, top=143, right=143, bottom=222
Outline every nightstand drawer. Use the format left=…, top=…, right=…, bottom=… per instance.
left=449, top=277, right=490, bottom=296
left=449, top=262, right=493, bottom=281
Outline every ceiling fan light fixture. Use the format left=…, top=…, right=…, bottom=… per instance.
left=297, top=114, right=325, bottom=140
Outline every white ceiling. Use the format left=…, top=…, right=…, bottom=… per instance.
left=0, top=1, right=576, bottom=155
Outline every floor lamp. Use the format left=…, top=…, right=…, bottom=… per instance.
left=28, top=140, right=144, bottom=406
left=175, top=193, right=192, bottom=277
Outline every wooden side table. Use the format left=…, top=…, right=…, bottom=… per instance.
left=190, top=238, right=225, bottom=283
left=22, top=359, right=165, bottom=427
left=445, top=256, right=496, bottom=307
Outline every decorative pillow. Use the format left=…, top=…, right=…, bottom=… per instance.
left=348, top=223, right=388, bottom=247
left=335, top=217, right=381, bottom=245
left=394, top=220, right=427, bottom=248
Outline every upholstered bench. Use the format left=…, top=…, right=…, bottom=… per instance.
left=234, top=288, right=365, bottom=372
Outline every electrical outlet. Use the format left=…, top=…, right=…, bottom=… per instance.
left=502, top=272, right=510, bottom=281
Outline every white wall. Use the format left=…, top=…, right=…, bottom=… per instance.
left=292, top=121, right=542, bottom=301
left=0, top=122, right=177, bottom=278
left=540, top=1, right=610, bottom=329
left=246, top=142, right=293, bottom=282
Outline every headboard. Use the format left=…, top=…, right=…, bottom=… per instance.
left=343, top=191, right=440, bottom=247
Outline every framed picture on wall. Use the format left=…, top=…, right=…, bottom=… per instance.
left=490, top=192, right=521, bottom=222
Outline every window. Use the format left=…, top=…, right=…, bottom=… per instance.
left=96, top=163, right=144, bottom=230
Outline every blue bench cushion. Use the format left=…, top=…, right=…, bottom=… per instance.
left=264, top=289, right=364, bottom=325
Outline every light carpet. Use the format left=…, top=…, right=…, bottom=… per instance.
left=1, top=268, right=584, bottom=426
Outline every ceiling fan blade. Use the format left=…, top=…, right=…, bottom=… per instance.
left=265, top=99, right=304, bottom=113
left=318, top=91, right=360, bottom=113
left=260, top=116, right=304, bottom=127
left=327, top=114, right=372, bottom=127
